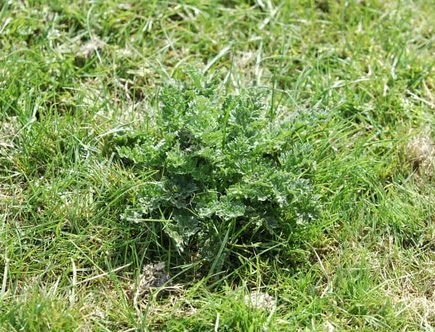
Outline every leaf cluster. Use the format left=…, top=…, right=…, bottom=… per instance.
left=108, top=76, right=319, bottom=266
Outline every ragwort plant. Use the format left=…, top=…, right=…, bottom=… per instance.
left=106, top=73, right=320, bottom=273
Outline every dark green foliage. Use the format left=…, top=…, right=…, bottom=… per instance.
left=107, top=76, right=319, bottom=267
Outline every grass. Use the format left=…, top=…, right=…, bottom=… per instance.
left=0, top=0, right=434, bottom=330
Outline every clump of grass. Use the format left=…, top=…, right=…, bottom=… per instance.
left=0, top=290, right=80, bottom=332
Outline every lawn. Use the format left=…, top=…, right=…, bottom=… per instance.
left=0, top=0, right=434, bottom=331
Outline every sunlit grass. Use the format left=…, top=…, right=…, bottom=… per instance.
left=0, top=0, right=434, bottom=330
